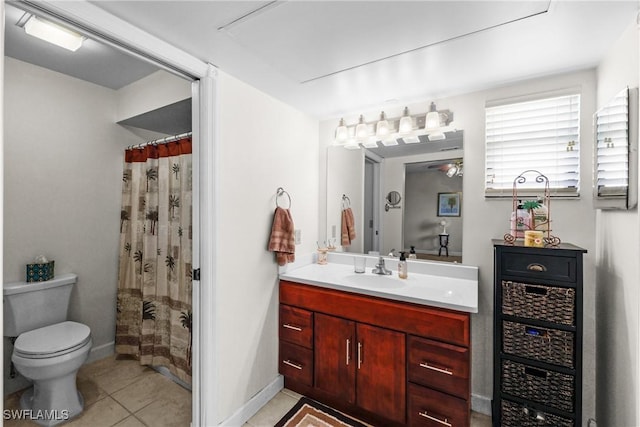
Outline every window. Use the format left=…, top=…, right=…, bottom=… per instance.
left=485, top=93, right=581, bottom=197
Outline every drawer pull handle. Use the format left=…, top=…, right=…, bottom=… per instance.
left=523, top=406, right=546, bottom=421
left=282, top=359, right=302, bottom=370
left=419, top=362, right=453, bottom=375
left=524, top=366, right=548, bottom=379
left=418, top=411, right=452, bottom=427
left=527, top=263, right=547, bottom=272
left=346, top=339, right=351, bottom=366
left=282, top=324, right=302, bottom=332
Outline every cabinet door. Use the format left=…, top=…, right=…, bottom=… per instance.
left=356, top=323, right=406, bottom=424
left=314, top=313, right=356, bottom=403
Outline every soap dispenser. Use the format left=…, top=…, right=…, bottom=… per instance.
left=409, top=246, right=417, bottom=260
left=398, top=252, right=408, bottom=279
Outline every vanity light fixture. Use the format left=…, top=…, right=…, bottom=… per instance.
left=333, top=103, right=456, bottom=148
left=20, top=14, right=85, bottom=52
left=335, top=118, right=349, bottom=143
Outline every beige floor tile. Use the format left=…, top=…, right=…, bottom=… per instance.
left=246, top=391, right=298, bottom=427
left=76, top=377, right=108, bottom=407
left=111, top=372, right=179, bottom=413
left=133, top=386, right=191, bottom=427
left=77, top=354, right=119, bottom=380
left=111, top=416, right=147, bottom=427
left=471, top=411, right=492, bottom=427
left=64, top=396, right=130, bottom=427
left=91, top=360, right=154, bottom=395
left=3, top=390, right=39, bottom=427
left=281, top=388, right=303, bottom=400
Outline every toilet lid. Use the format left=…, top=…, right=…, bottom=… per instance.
left=14, top=321, right=91, bottom=359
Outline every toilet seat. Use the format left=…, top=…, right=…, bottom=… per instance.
left=14, top=321, right=91, bottom=359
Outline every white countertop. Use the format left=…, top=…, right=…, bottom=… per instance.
left=279, top=253, right=478, bottom=313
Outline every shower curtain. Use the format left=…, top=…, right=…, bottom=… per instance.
left=116, top=137, right=193, bottom=384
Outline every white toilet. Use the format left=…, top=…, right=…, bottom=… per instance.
left=4, top=273, right=92, bottom=426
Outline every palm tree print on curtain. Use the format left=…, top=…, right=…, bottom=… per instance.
left=116, top=138, right=193, bottom=384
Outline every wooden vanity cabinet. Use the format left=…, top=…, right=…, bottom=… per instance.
left=280, top=279, right=471, bottom=426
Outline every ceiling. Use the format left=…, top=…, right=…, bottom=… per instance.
left=6, top=1, right=639, bottom=120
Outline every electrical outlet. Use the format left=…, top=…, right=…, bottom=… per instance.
left=294, top=229, right=301, bottom=245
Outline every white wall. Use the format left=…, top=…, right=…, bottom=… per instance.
left=3, top=58, right=145, bottom=393
left=319, top=69, right=598, bottom=421
left=215, top=71, right=319, bottom=423
left=595, top=20, right=640, bottom=427
left=116, top=70, right=191, bottom=122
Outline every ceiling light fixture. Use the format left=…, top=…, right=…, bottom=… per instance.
left=446, top=161, right=463, bottom=177
left=21, top=14, right=85, bottom=52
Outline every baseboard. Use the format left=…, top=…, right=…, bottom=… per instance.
left=471, top=393, right=492, bottom=416
left=86, top=341, right=114, bottom=364
left=219, top=375, right=284, bottom=426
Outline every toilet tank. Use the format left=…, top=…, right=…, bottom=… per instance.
left=3, top=273, right=77, bottom=337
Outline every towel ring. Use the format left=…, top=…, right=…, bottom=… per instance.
left=276, top=187, right=292, bottom=209
left=342, top=194, right=351, bottom=209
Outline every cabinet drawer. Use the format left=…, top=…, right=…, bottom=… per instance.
left=279, top=305, right=313, bottom=349
left=503, top=321, right=574, bottom=368
left=501, top=359, right=574, bottom=412
left=501, top=399, right=574, bottom=427
left=408, top=336, right=469, bottom=399
left=408, top=383, right=469, bottom=427
left=502, top=281, right=575, bottom=325
left=501, top=252, right=577, bottom=283
left=279, top=341, right=313, bottom=387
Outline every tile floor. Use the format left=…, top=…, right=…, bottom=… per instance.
left=4, top=354, right=492, bottom=427
left=4, top=355, right=192, bottom=427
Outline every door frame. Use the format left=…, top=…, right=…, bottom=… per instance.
left=9, top=1, right=218, bottom=424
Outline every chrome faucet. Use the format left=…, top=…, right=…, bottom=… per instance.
left=372, top=257, right=392, bottom=275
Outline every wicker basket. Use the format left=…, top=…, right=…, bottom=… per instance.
left=502, top=281, right=575, bottom=325
left=502, top=359, right=574, bottom=412
left=503, top=321, right=574, bottom=368
left=501, top=400, right=574, bottom=427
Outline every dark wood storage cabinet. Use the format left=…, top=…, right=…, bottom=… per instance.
left=493, top=241, right=586, bottom=427
left=280, top=279, right=471, bottom=426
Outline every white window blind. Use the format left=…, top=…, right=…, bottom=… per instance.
left=485, top=94, right=581, bottom=197
left=594, top=88, right=628, bottom=197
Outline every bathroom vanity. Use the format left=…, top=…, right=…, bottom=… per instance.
left=279, top=256, right=478, bottom=426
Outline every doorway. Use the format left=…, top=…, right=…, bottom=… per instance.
left=363, top=155, right=381, bottom=254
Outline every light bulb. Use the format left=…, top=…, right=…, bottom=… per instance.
left=335, top=118, right=348, bottom=143
left=355, top=115, right=368, bottom=141
left=425, top=102, right=440, bottom=129
left=398, top=107, right=413, bottom=134
left=376, top=112, right=390, bottom=138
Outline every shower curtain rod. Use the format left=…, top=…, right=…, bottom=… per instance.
left=128, top=132, right=193, bottom=150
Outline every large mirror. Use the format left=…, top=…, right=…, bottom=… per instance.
left=593, top=87, right=638, bottom=209
left=326, top=131, right=464, bottom=262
